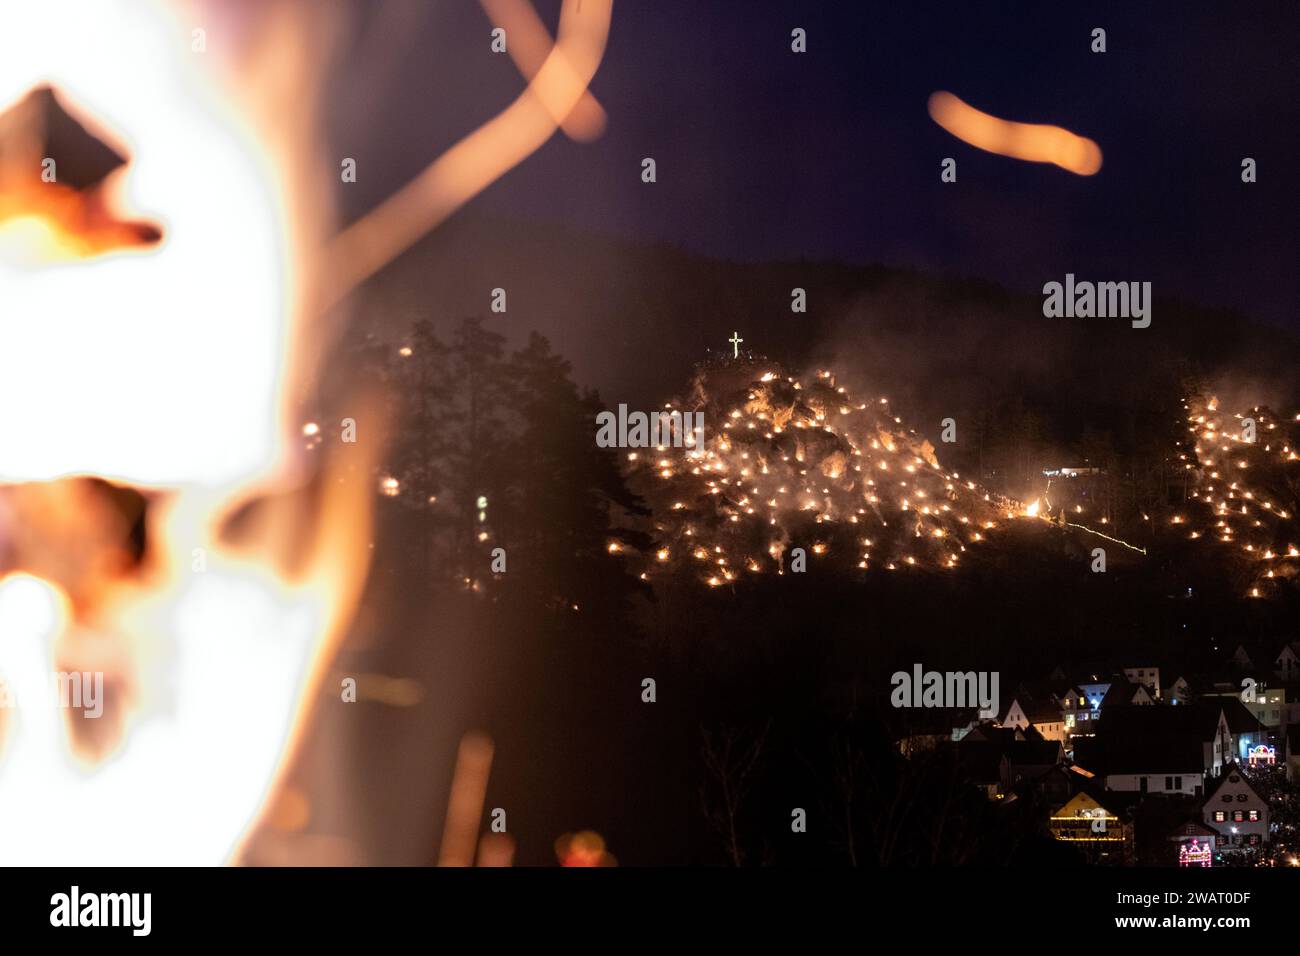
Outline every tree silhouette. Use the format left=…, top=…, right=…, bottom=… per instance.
left=372, top=320, right=647, bottom=619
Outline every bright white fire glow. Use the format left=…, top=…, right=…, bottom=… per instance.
left=0, top=0, right=613, bottom=864
left=0, top=0, right=288, bottom=486
left=0, top=561, right=324, bottom=865
left=0, top=0, right=331, bottom=865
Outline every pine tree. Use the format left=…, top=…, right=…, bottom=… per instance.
left=372, top=321, right=647, bottom=619
left=499, top=332, right=649, bottom=616
left=442, top=317, right=512, bottom=574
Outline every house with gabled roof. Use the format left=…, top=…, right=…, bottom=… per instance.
left=1163, top=674, right=1191, bottom=705
left=1015, top=763, right=1074, bottom=807
left=1053, top=685, right=1095, bottom=740
left=1006, top=736, right=1064, bottom=788
left=892, top=706, right=979, bottom=757
left=1070, top=667, right=1113, bottom=713
left=1221, top=697, right=1268, bottom=762
left=1286, top=726, right=1300, bottom=784
left=1169, top=820, right=1219, bottom=866
left=1241, top=684, right=1288, bottom=730
left=1276, top=641, right=1300, bottom=682
left=1195, top=696, right=1269, bottom=763
left=1099, top=678, right=1155, bottom=709
left=1202, top=763, right=1269, bottom=851
left=957, top=735, right=1008, bottom=800
left=1133, top=795, right=1216, bottom=865
left=1071, top=704, right=1229, bottom=794
left=1049, top=789, right=1133, bottom=864
left=1122, top=665, right=1161, bottom=699
left=1231, top=641, right=1271, bottom=671
left=957, top=722, right=1063, bottom=798
left=999, top=693, right=1067, bottom=744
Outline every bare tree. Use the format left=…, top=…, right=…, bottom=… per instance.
left=699, top=721, right=771, bottom=867
left=826, top=733, right=865, bottom=866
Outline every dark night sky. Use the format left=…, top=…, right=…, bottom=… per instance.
left=331, top=1, right=1299, bottom=329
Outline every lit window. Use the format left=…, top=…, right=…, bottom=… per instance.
left=1214, top=811, right=1225, bottom=822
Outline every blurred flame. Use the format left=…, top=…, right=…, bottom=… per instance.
left=0, top=0, right=337, bottom=865
left=438, top=731, right=495, bottom=867
left=928, top=91, right=1102, bottom=176
left=322, top=0, right=613, bottom=306
left=555, top=829, right=615, bottom=867
left=480, top=0, right=607, bottom=142
left=0, top=0, right=609, bottom=864
left=0, top=5, right=293, bottom=486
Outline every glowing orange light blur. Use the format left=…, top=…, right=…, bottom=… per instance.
left=927, top=91, right=1102, bottom=176
left=480, top=0, right=607, bottom=142
left=323, top=0, right=613, bottom=306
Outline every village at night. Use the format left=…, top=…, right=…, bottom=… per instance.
left=0, top=0, right=1297, bottom=939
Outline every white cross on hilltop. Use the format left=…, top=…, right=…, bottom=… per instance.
left=729, top=332, right=743, bottom=358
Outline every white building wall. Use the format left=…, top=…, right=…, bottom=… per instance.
left=1105, top=773, right=1202, bottom=796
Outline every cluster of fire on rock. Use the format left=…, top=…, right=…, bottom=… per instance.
left=606, top=361, right=1299, bottom=604
left=619, top=362, right=1024, bottom=587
